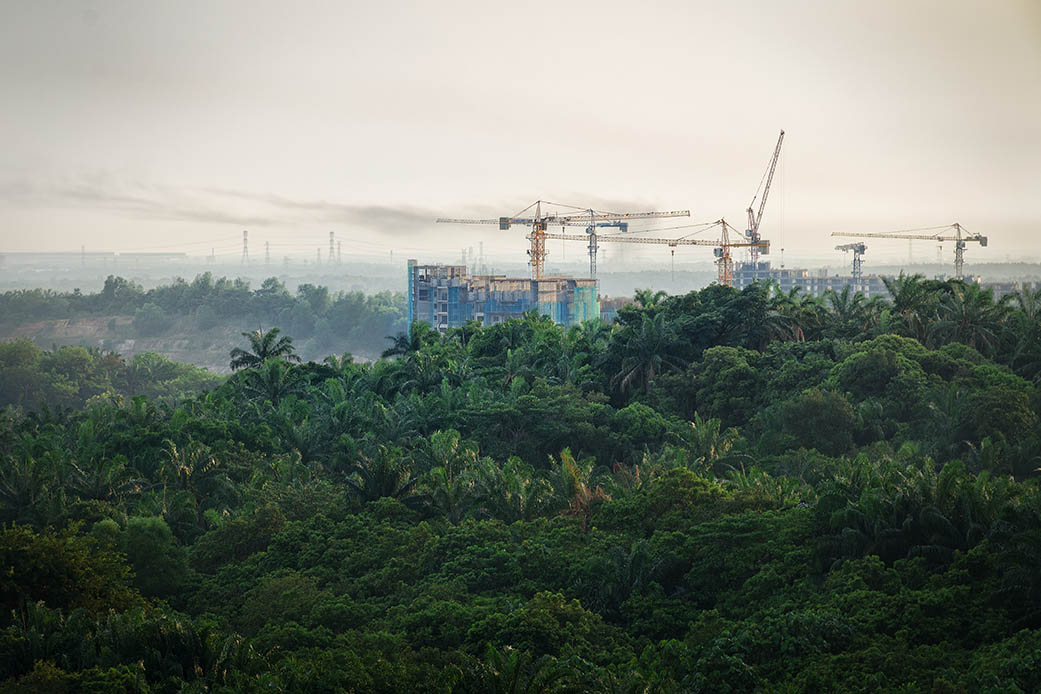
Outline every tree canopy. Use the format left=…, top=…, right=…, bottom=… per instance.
left=2, top=275, right=1041, bottom=692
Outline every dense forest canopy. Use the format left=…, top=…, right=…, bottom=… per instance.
left=0, top=273, right=406, bottom=361
left=2, top=275, right=1041, bottom=692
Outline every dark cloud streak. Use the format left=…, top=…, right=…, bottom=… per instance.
left=0, top=179, right=449, bottom=235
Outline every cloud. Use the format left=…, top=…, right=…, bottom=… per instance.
left=196, top=187, right=440, bottom=234
left=0, top=178, right=449, bottom=234
left=0, top=178, right=274, bottom=227
left=0, top=177, right=697, bottom=245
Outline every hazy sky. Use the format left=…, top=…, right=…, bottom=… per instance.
left=1, top=0, right=1039, bottom=268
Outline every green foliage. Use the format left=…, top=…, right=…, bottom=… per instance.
left=0, top=525, right=142, bottom=615
left=230, top=327, right=301, bottom=371
left=120, top=516, right=189, bottom=599
left=693, top=346, right=760, bottom=425
left=781, top=388, right=856, bottom=455
left=0, top=276, right=1039, bottom=690
left=0, top=341, right=219, bottom=409
left=132, top=302, right=169, bottom=336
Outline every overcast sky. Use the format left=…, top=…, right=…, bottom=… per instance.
left=1, top=0, right=1039, bottom=268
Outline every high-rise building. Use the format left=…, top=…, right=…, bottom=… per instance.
left=407, top=261, right=600, bottom=332
left=733, top=262, right=889, bottom=298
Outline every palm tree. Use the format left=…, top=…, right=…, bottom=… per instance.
left=382, top=321, right=438, bottom=358
left=760, top=283, right=803, bottom=345
left=66, top=454, right=145, bottom=505
left=824, top=285, right=869, bottom=339
left=1012, top=285, right=1041, bottom=325
left=322, top=352, right=354, bottom=372
left=611, top=313, right=685, bottom=394
left=791, top=289, right=828, bottom=342
left=546, top=352, right=597, bottom=390
left=549, top=449, right=609, bottom=531
left=463, top=644, right=570, bottom=694
left=445, top=319, right=483, bottom=350
left=0, top=445, right=63, bottom=527
left=1010, top=286, right=1041, bottom=384
left=229, top=327, right=300, bottom=370
left=724, top=465, right=806, bottom=506
left=423, top=464, right=477, bottom=523
left=633, top=288, right=669, bottom=309
left=160, top=439, right=237, bottom=528
left=240, top=358, right=305, bottom=406
left=882, top=272, right=933, bottom=342
left=585, top=540, right=662, bottom=615
left=928, top=283, right=1007, bottom=354
left=500, top=348, right=534, bottom=388
left=687, top=411, right=738, bottom=470
left=473, top=457, right=553, bottom=523
left=344, top=446, right=423, bottom=506
left=395, top=350, right=444, bottom=395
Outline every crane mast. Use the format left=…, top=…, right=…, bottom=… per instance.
left=584, top=220, right=628, bottom=278
left=745, top=130, right=785, bottom=279
left=835, top=242, right=866, bottom=286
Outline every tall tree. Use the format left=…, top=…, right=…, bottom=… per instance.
left=882, top=272, right=935, bottom=342
left=611, top=313, right=685, bottom=394
left=229, top=327, right=300, bottom=371
left=929, top=283, right=1007, bottom=355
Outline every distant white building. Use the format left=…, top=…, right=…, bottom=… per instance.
left=733, top=262, right=890, bottom=298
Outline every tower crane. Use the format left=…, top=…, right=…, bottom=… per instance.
left=744, top=130, right=785, bottom=279
left=834, top=242, right=866, bottom=285
left=437, top=201, right=689, bottom=280
left=584, top=220, right=627, bottom=278
left=831, top=223, right=987, bottom=280
left=543, top=219, right=767, bottom=287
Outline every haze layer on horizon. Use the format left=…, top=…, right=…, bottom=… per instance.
left=1, top=0, right=1039, bottom=268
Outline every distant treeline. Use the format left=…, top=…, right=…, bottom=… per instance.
left=0, top=340, right=223, bottom=410
left=0, top=273, right=406, bottom=357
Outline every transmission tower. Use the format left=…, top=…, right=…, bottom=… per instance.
left=329, top=232, right=335, bottom=266
left=242, top=230, right=249, bottom=264
left=265, top=241, right=270, bottom=266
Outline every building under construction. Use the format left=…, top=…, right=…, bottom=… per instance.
left=407, top=260, right=599, bottom=332
left=734, top=262, right=890, bottom=298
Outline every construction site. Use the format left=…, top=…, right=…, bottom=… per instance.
left=407, top=262, right=599, bottom=331
left=411, top=130, right=1000, bottom=330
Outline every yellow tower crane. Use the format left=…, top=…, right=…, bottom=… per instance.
left=543, top=219, right=767, bottom=287
left=436, top=200, right=690, bottom=280
left=831, top=223, right=987, bottom=280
